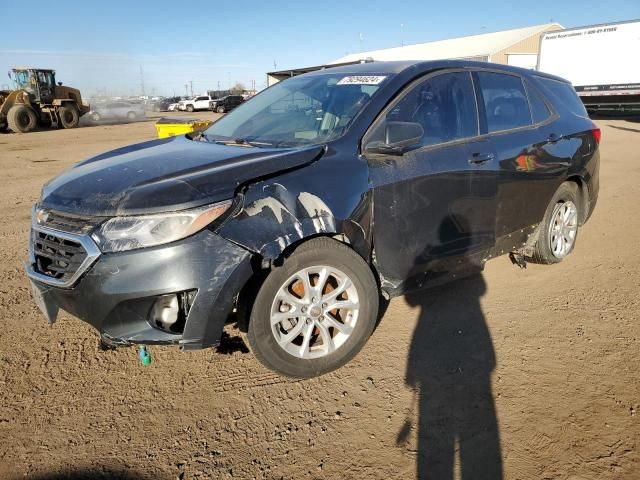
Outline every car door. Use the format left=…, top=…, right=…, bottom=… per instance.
left=197, top=96, right=209, bottom=109
left=107, top=102, right=122, bottom=119
left=364, top=70, right=498, bottom=291
left=473, top=70, right=562, bottom=243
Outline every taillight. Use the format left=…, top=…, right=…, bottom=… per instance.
left=591, top=127, right=601, bottom=145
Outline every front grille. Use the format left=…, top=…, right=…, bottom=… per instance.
left=39, top=209, right=103, bottom=235
left=32, top=230, right=88, bottom=281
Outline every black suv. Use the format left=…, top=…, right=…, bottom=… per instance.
left=26, top=61, right=600, bottom=378
left=210, top=95, right=244, bottom=113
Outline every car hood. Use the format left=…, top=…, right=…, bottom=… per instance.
left=39, top=135, right=325, bottom=216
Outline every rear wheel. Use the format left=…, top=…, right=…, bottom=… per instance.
left=7, top=105, right=38, bottom=133
left=91, top=112, right=101, bottom=122
left=531, top=182, right=580, bottom=264
left=246, top=237, right=379, bottom=378
left=216, top=106, right=225, bottom=113
left=186, top=105, right=194, bottom=112
left=127, top=111, right=137, bottom=120
left=57, top=104, right=80, bottom=129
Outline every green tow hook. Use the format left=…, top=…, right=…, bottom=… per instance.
left=138, top=345, right=152, bottom=366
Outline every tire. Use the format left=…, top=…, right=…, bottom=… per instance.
left=91, top=112, right=101, bottom=122
left=216, top=106, right=225, bottom=114
left=7, top=105, right=37, bottom=133
left=246, top=237, right=379, bottom=378
left=186, top=105, right=194, bottom=112
left=530, top=182, right=580, bottom=265
left=57, top=104, right=80, bottom=129
left=127, top=111, right=137, bottom=120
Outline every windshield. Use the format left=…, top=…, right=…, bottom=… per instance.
left=13, top=70, right=32, bottom=90
left=202, top=73, right=389, bottom=147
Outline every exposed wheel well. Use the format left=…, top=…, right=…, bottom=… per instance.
left=234, top=233, right=382, bottom=333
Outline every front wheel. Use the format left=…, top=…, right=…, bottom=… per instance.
left=126, top=111, right=137, bottom=120
left=531, top=182, right=580, bottom=264
left=216, top=106, right=225, bottom=113
left=7, top=105, right=38, bottom=133
left=246, top=237, right=379, bottom=378
left=186, top=105, right=194, bottom=112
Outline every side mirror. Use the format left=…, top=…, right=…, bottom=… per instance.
left=365, top=121, right=424, bottom=155
left=57, top=81, right=62, bottom=86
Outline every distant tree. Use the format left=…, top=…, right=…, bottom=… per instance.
left=231, top=82, right=246, bottom=93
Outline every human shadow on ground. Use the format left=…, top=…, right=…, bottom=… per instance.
left=25, top=467, right=148, bottom=479
left=398, top=218, right=503, bottom=479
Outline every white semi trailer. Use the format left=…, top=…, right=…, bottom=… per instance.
left=538, top=19, right=640, bottom=113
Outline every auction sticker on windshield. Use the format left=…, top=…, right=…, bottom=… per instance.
left=337, top=75, right=387, bottom=85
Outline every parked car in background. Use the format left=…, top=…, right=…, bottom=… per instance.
left=26, top=60, right=600, bottom=378
left=179, top=95, right=215, bottom=112
left=158, top=96, right=182, bottom=112
left=210, top=95, right=244, bottom=113
left=88, top=101, right=146, bottom=121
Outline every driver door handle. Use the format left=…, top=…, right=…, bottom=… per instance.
left=469, top=152, right=495, bottom=165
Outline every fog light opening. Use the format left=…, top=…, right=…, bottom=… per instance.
left=149, top=290, right=196, bottom=334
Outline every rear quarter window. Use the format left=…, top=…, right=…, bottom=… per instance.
left=525, top=80, right=552, bottom=124
left=536, top=77, right=588, bottom=117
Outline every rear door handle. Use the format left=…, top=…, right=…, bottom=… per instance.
left=469, top=152, right=495, bottom=165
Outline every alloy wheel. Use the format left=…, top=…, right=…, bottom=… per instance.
left=549, top=200, right=578, bottom=258
left=270, top=266, right=359, bottom=359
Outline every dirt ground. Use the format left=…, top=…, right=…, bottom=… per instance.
left=0, top=114, right=638, bottom=480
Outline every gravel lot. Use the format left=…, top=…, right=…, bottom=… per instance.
left=0, top=114, right=638, bottom=479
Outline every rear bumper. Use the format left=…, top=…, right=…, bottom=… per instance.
left=26, top=230, right=253, bottom=350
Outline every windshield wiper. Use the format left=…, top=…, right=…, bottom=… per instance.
left=231, top=138, right=274, bottom=147
left=198, top=134, right=273, bottom=148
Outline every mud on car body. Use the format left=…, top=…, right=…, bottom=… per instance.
left=26, top=60, right=600, bottom=378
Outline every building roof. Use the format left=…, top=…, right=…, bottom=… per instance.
left=331, top=23, right=563, bottom=64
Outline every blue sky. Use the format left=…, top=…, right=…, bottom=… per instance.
left=1, top=0, right=638, bottom=96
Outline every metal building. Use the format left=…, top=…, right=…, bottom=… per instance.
left=267, top=23, right=562, bottom=86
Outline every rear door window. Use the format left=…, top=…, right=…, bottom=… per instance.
left=525, top=80, right=552, bottom=123
left=477, top=72, right=532, bottom=132
left=536, top=77, right=588, bottom=117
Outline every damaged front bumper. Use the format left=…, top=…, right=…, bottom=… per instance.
left=26, top=228, right=254, bottom=350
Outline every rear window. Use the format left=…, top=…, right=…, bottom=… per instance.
left=477, top=72, right=532, bottom=133
left=536, top=77, right=587, bottom=117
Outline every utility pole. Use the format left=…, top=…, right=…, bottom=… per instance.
left=189, top=80, right=193, bottom=96
left=139, top=65, right=145, bottom=97
left=359, top=33, right=364, bottom=53
left=273, top=60, right=277, bottom=70
left=217, top=81, right=221, bottom=91
left=184, top=84, right=188, bottom=96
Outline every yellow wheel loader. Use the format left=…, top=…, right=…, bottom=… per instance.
left=0, top=68, right=89, bottom=133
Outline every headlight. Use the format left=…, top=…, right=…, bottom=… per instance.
left=91, top=200, right=232, bottom=253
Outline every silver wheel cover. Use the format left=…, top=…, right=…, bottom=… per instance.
left=270, top=266, right=359, bottom=359
left=549, top=200, right=578, bottom=258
